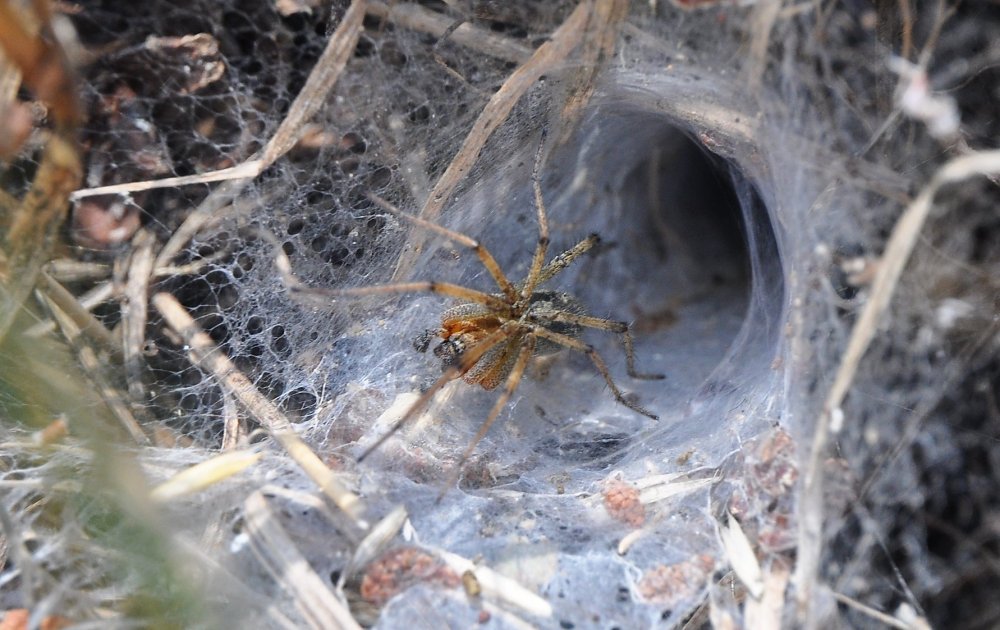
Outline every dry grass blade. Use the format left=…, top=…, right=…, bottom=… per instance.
left=637, top=475, right=717, bottom=504
left=152, top=292, right=366, bottom=524
left=123, top=230, right=156, bottom=400
left=795, top=149, right=1000, bottom=624
left=150, top=449, right=264, bottom=503
left=391, top=0, right=595, bottom=280
left=68, top=161, right=262, bottom=201
left=244, top=491, right=363, bottom=630
left=745, top=562, right=790, bottom=630
left=556, top=0, right=628, bottom=143
left=718, top=513, right=764, bottom=600
left=337, top=505, right=408, bottom=590
left=744, top=0, right=782, bottom=91
left=437, top=549, right=553, bottom=619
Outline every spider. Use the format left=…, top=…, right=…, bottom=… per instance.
left=271, top=136, right=664, bottom=490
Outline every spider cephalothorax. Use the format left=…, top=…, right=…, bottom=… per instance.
left=415, top=290, right=587, bottom=387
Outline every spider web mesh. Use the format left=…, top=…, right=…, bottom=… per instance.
left=2, top=1, right=1000, bottom=628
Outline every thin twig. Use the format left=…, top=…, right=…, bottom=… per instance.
left=795, top=149, right=1000, bottom=626
left=898, top=0, right=913, bottom=61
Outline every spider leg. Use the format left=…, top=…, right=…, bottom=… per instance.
left=519, top=130, right=551, bottom=303
left=368, top=193, right=518, bottom=302
left=260, top=227, right=512, bottom=313
left=535, top=311, right=666, bottom=380
left=536, top=233, right=600, bottom=285
left=357, top=323, right=517, bottom=462
left=288, top=281, right=511, bottom=314
left=437, top=333, right=536, bottom=501
left=530, top=326, right=659, bottom=420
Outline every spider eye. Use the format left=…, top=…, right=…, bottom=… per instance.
left=433, top=339, right=464, bottom=365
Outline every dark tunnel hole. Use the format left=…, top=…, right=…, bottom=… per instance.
left=622, top=123, right=783, bottom=408
left=523, top=113, right=785, bottom=462
left=570, top=115, right=783, bottom=387
left=621, top=129, right=758, bottom=294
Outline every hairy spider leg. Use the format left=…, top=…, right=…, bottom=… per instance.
left=518, top=129, right=551, bottom=304
left=286, top=281, right=511, bottom=315
left=536, top=234, right=600, bottom=285
left=367, top=192, right=518, bottom=303
left=437, top=333, right=537, bottom=500
left=530, top=326, right=659, bottom=420
left=356, top=323, right=516, bottom=462
left=537, top=310, right=666, bottom=380
left=265, top=226, right=511, bottom=312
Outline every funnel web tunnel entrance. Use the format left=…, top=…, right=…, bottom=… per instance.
left=370, top=105, right=786, bottom=491
left=500, top=109, right=784, bottom=480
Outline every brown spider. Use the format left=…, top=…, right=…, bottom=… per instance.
left=271, top=137, right=664, bottom=490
